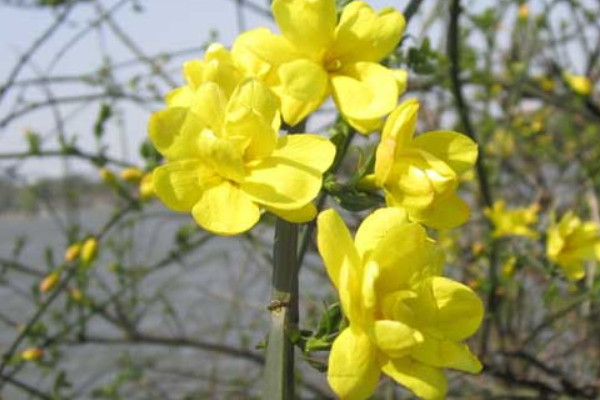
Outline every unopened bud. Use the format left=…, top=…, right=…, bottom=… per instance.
left=518, top=4, right=529, bottom=19
left=64, top=243, right=81, bottom=263
left=120, top=167, right=144, bottom=182
left=99, top=167, right=116, bottom=184
left=80, top=238, right=98, bottom=266
left=20, top=347, right=44, bottom=362
left=70, top=287, right=84, bottom=302
left=39, top=271, right=61, bottom=293
left=139, top=173, right=155, bottom=200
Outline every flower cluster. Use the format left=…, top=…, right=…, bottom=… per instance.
left=318, top=208, right=483, bottom=399
left=148, top=0, right=483, bottom=398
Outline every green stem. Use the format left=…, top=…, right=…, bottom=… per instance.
left=264, top=218, right=298, bottom=400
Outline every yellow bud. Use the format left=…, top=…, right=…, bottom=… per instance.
left=518, top=4, right=529, bottom=19
left=20, top=347, right=44, bottom=362
left=139, top=173, right=155, bottom=200
left=64, top=243, right=81, bottom=263
left=471, top=241, right=484, bottom=256
left=564, top=73, right=592, bottom=96
left=80, top=238, right=98, bottom=266
left=70, top=287, right=84, bottom=302
left=99, top=167, right=116, bottom=184
left=39, top=271, right=60, bottom=293
left=120, top=167, right=144, bottom=182
left=501, top=256, right=517, bottom=278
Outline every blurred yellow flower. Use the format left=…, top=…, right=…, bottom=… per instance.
left=232, top=0, right=406, bottom=133
left=484, top=200, right=539, bottom=239
left=547, top=212, right=600, bottom=281
left=317, top=208, right=483, bottom=400
left=564, top=72, right=592, bottom=96
left=373, top=99, right=478, bottom=229
left=150, top=78, right=335, bottom=235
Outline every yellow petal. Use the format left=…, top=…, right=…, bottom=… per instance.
left=272, top=0, right=336, bottom=56
left=328, top=327, right=380, bottom=400
left=331, top=1, right=405, bottom=64
left=153, top=161, right=217, bottom=212
left=345, top=115, right=384, bottom=135
left=316, top=209, right=361, bottom=290
left=201, top=136, right=247, bottom=182
left=409, top=192, right=470, bottom=230
left=224, top=79, right=280, bottom=160
left=148, top=107, right=205, bottom=160
left=369, top=222, right=433, bottom=294
left=383, top=357, right=447, bottom=400
left=192, top=180, right=260, bottom=235
left=385, top=149, right=458, bottom=212
left=393, top=69, right=408, bottom=94
left=331, top=62, right=398, bottom=120
left=371, top=320, right=424, bottom=359
left=165, top=86, right=193, bottom=108
left=355, top=207, right=409, bottom=259
left=374, top=99, right=419, bottom=185
left=240, top=135, right=334, bottom=210
left=267, top=202, right=317, bottom=223
left=240, top=159, right=321, bottom=210
left=411, top=130, right=478, bottom=175
left=272, top=134, right=336, bottom=172
left=416, top=277, right=484, bottom=341
left=274, top=59, right=329, bottom=125
left=412, top=336, right=482, bottom=373
left=231, top=28, right=299, bottom=79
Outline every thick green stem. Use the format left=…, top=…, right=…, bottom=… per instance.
left=264, top=218, right=298, bottom=400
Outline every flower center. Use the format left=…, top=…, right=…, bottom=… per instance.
left=324, top=57, right=342, bottom=73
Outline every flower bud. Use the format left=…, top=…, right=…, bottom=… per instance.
left=120, top=167, right=144, bottom=182
left=139, top=172, right=155, bottom=200
left=70, top=287, right=84, bottom=302
left=64, top=243, right=81, bottom=263
left=39, top=270, right=60, bottom=293
left=80, top=238, right=98, bottom=266
left=99, top=167, right=116, bottom=184
left=20, top=347, right=44, bottom=362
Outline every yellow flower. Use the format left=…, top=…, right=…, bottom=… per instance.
left=39, top=270, right=61, bottom=293
left=373, top=99, right=478, bottom=229
left=64, top=243, right=81, bottom=263
left=149, top=78, right=335, bottom=235
left=484, top=200, right=539, bottom=239
left=120, top=167, right=144, bottom=182
left=232, top=0, right=406, bottom=133
left=564, top=72, right=592, bottom=96
left=80, top=238, right=98, bottom=266
left=20, top=347, right=44, bottom=362
left=317, top=208, right=483, bottom=400
left=547, top=212, right=600, bottom=281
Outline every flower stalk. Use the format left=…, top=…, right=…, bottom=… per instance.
left=264, top=218, right=299, bottom=399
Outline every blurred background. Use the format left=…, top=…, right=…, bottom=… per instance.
left=1, top=0, right=600, bottom=398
